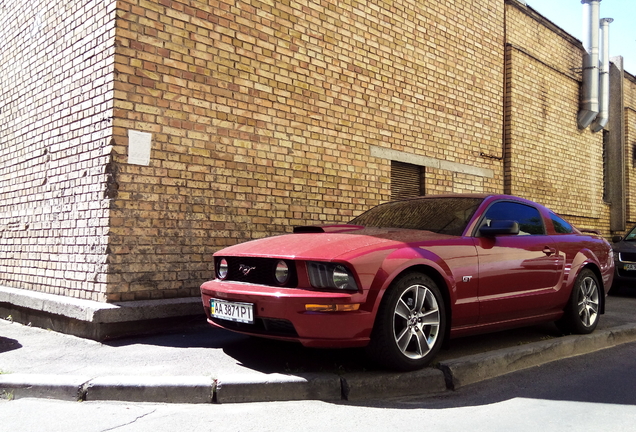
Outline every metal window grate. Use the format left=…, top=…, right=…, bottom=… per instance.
left=391, top=160, right=424, bottom=200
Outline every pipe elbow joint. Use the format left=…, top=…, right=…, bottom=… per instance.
left=590, top=116, right=608, bottom=133
left=578, top=109, right=599, bottom=129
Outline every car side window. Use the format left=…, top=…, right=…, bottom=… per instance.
left=550, top=212, right=574, bottom=234
left=482, top=201, right=545, bottom=235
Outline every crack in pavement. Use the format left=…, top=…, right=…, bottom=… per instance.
left=100, top=408, right=158, bottom=431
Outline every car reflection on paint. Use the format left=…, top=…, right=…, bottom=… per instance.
left=200, top=194, right=614, bottom=371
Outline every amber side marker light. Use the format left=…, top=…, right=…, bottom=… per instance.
left=305, top=304, right=360, bottom=312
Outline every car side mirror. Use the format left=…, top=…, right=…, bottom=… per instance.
left=480, top=220, right=520, bottom=237
left=612, top=235, right=623, bottom=243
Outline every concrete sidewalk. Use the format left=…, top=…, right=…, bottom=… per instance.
left=2, top=295, right=636, bottom=404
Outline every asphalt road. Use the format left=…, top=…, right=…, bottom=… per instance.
left=386, top=336, right=636, bottom=408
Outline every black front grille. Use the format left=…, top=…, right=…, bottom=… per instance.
left=620, top=252, right=636, bottom=263
left=218, top=257, right=298, bottom=287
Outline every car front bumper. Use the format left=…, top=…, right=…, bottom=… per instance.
left=613, top=261, right=636, bottom=286
left=200, top=279, right=376, bottom=348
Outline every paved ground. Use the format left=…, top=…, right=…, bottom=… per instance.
left=1, top=292, right=636, bottom=403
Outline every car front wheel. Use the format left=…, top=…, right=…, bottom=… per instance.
left=367, top=272, right=446, bottom=371
left=557, top=268, right=601, bottom=334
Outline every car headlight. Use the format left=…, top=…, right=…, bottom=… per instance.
left=217, top=258, right=229, bottom=280
left=307, top=262, right=358, bottom=291
left=614, top=251, right=621, bottom=262
left=275, top=260, right=290, bottom=285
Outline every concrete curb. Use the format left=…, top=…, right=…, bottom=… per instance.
left=215, top=373, right=342, bottom=403
left=84, top=376, right=214, bottom=404
left=3, top=324, right=636, bottom=404
left=0, top=374, right=90, bottom=401
left=341, top=368, right=447, bottom=401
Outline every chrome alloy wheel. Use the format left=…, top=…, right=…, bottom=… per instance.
left=392, top=284, right=441, bottom=360
left=577, top=275, right=600, bottom=328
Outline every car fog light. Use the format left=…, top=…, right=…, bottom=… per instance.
left=217, top=258, right=229, bottom=280
left=275, top=260, right=289, bottom=285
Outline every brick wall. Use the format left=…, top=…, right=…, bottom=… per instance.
left=2, top=0, right=633, bottom=303
left=0, top=0, right=116, bottom=301
left=106, top=0, right=505, bottom=301
left=624, top=73, right=636, bottom=227
left=504, top=3, right=610, bottom=234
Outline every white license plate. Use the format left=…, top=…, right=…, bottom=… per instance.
left=624, top=264, right=636, bottom=271
left=210, top=299, right=254, bottom=324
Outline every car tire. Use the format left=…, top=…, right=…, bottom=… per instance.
left=556, top=268, right=601, bottom=335
left=367, top=272, right=446, bottom=371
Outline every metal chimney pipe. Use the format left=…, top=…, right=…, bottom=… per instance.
left=577, top=0, right=601, bottom=129
left=591, top=17, right=613, bottom=132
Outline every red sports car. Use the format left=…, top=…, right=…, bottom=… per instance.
left=200, top=194, right=614, bottom=371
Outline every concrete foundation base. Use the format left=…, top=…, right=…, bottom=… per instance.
left=0, top=285, right=206, bottom=341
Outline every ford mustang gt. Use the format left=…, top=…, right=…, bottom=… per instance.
left=200, top=194, right=614, bottom=371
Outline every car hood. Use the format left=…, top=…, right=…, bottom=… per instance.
left=214, top=226, right=456, bottom=261
left=613, top=240, right=636, bottom=253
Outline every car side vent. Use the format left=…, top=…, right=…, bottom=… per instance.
left=293, top=226, right=325, bottom=233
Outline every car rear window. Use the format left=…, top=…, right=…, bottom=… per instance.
left=481, top=201, right=545, bottom=235
left=550, top=212, right=574, bottom=234
left=349, top=197, right=483, bottom=236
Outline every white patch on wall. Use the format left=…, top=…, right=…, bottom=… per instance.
left=127, top=130, right=152, bottom=165
left=30, top=11, right=44, bottom=40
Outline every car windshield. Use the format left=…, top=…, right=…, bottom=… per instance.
left=625, top=225, right=636, bottom=241
left=349, top=197, right=483, bottom=236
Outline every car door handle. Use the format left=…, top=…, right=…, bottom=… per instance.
left=542, top=247, right=557, bottom=256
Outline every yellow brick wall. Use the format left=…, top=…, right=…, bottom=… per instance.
left=624, top=74, right=636, bottom=228
left=107, top=0, right=505, bottom=300
left=2, top=0, right=634, bottom=303
left=504, top=3, right=610, bottom=233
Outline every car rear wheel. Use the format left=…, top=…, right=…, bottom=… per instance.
left=367, top=272, right=446, bottom=371
left=557, top=268, right=600, bottom=334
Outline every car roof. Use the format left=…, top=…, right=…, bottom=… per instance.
left=392, top=193, right=537, bottom=204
